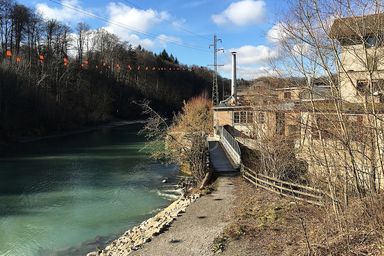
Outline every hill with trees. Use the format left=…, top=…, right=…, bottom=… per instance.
left=0, top=0, right=226, bottom=141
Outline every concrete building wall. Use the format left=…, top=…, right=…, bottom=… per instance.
left=339, top=44, right=384, bottom=103
left=276, top=88, right=303, bottom=101
left=295, top=112, right=384, bottom=190
left=214, top=110, right=233, bottom=127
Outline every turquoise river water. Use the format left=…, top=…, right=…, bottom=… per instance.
left=0, top=123, right=179, bottom=256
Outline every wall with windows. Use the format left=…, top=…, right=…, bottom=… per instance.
left=295, top=111, right=384, bottom=189
left=275, top=88, right=303, bottom=101
left=339, top=42, right=384, bottom=103
left=339, top=71, right=384, bottom=103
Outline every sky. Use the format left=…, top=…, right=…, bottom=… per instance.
left=17, top=0, right=290, bottom=79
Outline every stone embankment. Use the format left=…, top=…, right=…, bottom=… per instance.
left=87, top=193, right=201, bottom=256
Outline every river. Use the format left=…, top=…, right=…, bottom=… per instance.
left=0, top=123, right=180, bottom=256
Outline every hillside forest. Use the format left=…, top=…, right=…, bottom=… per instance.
left=0, top=0, right=229, bottom=141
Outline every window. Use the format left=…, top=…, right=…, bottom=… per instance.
left=246, top=112, right=254, bottom=123
left=356, top=80, right=369, bottom=94
left=258, top=112, right=265, bottom=124
left=234, top=111, right=255, bottom=124
left=284, top=91, right=291, bottom=99
left=234, top=112, right=240, bottom=124
left=240, top=111, right=247, bottom=123
left=356, top=79, right=383, bottom=95
left=312, top=115, right=337, bottom=140
left=365, top=35, right=378, bottom=48
left=288, top=125, right=298, bottom=137
left=276, top=112, right=285, bottom=135
left=373, top=80, right=384, bottom=93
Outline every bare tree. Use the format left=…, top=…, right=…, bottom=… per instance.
left=138, top=96, right=213, bottom=183
left=273, top=0, right=384, bottom=212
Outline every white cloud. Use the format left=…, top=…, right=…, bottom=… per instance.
left=267, top=23, right=312, bottom=57
left=212, top=0, right=266, bottom=26
left=36, top=0, right=91, bottom=23
left=220, top=64, right=277, bottom=80
left=238, top=66, right=277, bottom=80
left=267, top=22, right=289, bottom=43
left=157, top=34, right=182, bottom=48
left=104, top=2, right=170, bottom=48
left=218, top=44, right=280, bottom=80
left=106, top=2, right=169, bottom=33
left=228, top=45, right=279, bottom=65
left=171, top=19, right=187, bottom=30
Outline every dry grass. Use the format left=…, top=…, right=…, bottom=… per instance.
left=220, top=177, right=384, bottom=256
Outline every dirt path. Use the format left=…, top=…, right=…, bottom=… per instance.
left=130, top=177, right=235, bottom=256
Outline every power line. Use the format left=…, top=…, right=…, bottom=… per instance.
left=121, top=0, right=212, bottom=41
left=209, top=34, right=224, bottom=105
left=47, top=0, right=210, bottom=53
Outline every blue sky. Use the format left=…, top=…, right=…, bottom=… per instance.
left=18, top=0, right=289, bottom=79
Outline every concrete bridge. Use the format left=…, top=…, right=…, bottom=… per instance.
left=208, top=126, right=241, bottom=176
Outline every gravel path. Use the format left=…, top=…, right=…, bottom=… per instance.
left=130, top=177, right=235, bottom=256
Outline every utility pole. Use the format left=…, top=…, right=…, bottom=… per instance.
left=209, top=34, right=224, bottom=106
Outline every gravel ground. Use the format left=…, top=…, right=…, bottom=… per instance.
left=130, top=177, right=235, bottom=256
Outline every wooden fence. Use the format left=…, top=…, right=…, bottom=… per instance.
left=241, top=165, right=325, bottom=206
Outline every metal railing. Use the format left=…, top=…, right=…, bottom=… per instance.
left=220, top=126, right=241, bottom=167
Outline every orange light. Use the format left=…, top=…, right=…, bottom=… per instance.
left=83, top=60, right=89, bottom=65
left=39, top=54, right=44, bottom=61
left=6, top=50, right=12, bottom=57
left=16, top=57, right=21, bottom=62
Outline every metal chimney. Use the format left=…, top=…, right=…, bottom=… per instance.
left=231, top=52, right=237, bottom=104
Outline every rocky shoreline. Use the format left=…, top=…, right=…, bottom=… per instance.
left=87, top=193, right=201, bottom=256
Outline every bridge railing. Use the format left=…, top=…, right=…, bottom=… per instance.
left=220, top=126, right=241, bottom=167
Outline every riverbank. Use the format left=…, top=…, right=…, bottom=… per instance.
left=88, top=192, right=202, bottom=256
left=90, top=177, right=235, bottom=256
left=11, top=120, right=145, bottom=144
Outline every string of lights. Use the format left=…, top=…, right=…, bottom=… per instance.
left=2, top=51, right=205, bottom=72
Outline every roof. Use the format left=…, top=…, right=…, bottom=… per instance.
left=298, top=102, right=384, bottom=114
left=274, top=87, right=304, bottom=91
left=329, top=13, right=384, bottom=39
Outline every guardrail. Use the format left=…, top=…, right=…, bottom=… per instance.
left=220, top=126, right=241, bottom=167
left=241, top=165, right=324, bottom=206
